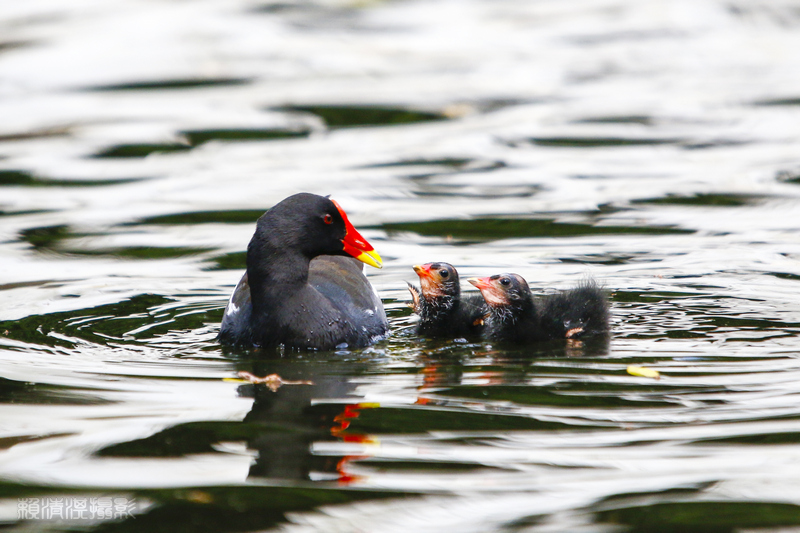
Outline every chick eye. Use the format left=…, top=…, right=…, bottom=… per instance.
left=323, top=214, right=333, bottom=225
left=500, top=277, right=511, bottom=286
left=439, top=270, right=449, bottom=278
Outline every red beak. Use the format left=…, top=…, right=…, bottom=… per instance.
left=467, top=276, right=493, bottom=291
left=332, top=199, right=382, bottom=269
left=414, top=263, right=450, bottom=297
left=468, top=276, right=507, bottom=306
left=412, top=263, right=434, bottom=279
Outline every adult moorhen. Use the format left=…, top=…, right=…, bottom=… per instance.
left=468, top=273, right=609, bottom=344
left=219, top=193, right=388, bottom=351
left=407, top=262, right=485, bottom=338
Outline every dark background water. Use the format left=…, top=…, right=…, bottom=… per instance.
left=2, top=1, right=800, bottom=531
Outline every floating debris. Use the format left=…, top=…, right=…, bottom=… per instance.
left=224, top=371, right=314, bottom=392
left=627, top=365, right=661, bottom=380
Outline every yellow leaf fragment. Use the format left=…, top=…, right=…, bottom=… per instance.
left=627, top=365, right=661, bottom=380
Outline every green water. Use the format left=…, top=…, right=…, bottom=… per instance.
left=2, top=1, right=800, bottom=531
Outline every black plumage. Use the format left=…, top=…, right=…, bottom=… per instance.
left=468, top=273, right=609, bottom=344
left=219, top=193, right=388, bottom=351
left=408, top=262, right=485, bottom=338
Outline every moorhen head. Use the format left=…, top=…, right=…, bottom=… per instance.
left=408, top=262, right=485, bottom=338
left=219, top=193, right=388, bottom=351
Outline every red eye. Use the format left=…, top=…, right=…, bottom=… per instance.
left=323, top=214, right=333, bottom=225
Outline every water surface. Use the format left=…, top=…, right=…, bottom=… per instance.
left=2, top=0, right=800, bottom=531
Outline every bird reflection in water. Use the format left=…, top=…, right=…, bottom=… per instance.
left=235, top=361, right=377, bottom=485
left=234, top=332, right=610, bottom=485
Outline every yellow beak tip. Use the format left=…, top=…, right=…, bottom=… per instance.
left=358, top=250, right=383, bottom=269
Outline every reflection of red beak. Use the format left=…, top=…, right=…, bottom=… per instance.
left=332, top=199, right=382, bottom=268
left=468, top=276, right=507, bottom=307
